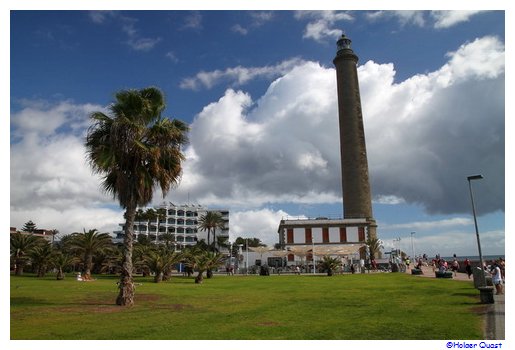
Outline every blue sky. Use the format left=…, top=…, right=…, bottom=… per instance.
left=9, top=8, right=506, bottom=257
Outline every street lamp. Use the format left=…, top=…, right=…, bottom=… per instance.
left=237, top=244, right=243, bottom=273
left=393, top=237, right=401, bottom=260
left=410, top=232, right=416, bottom=261
left=245, top=238, right=249, bottom=274
left=467, top=174, right=486, bottom=286
left=229, top=242, right=233, bottom=273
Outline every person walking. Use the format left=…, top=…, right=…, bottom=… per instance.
left=451, top=258, right=460, bottom=277
left=491, top=261, right=504, bottom=295
left=464, top=258, right=472, bottom=279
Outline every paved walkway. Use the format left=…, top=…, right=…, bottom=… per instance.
left=408, top=265, right=505, bottom=340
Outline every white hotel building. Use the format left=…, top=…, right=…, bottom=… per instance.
left=115, top=203, right=229, bottom=247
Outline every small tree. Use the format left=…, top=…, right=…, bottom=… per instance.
left=68, top=229, right=113, bottom=279
left=318, top=256, right=340, bottom=276
left=185, top=250, right=225, bottom=284
left=142, top=248, right=181, bottom=283
left=22, top=220, right=37, bottom=233
left=10, top=232, right=44, bottom=275
left=52, top=253, right=79, bottom=280
left=29, top=242, right=54, bottom=277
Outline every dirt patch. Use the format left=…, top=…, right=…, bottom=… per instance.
left=256, top=321, right=281, bottom=327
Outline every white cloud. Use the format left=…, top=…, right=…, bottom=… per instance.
left=295, top=11, right=354, bottom=42
left=366, top=11, right=426, bottom=27
left=382, top=217, right=472, bottom=231
left=229, top=208, right=289, bottom=245
left=88, top=11, right=160, bottom=52
left=390, top=229, right=505, bottom=258
left=431, top=11, right=484, bottom=29
left=231, top=24, right=248, bottom=35
left=366, top=10, right=486, bottom=29
left=231, top=11, right=275, bottom=37
left=165, top=51, right=179, bottom=63
left=174, top=36, right=504, bottom=218
left=10, top=36, right=504, bottom=252
left=10, top=100, right=123, bottom=235
left=179, top=57, right=306, bottom=90
left=182, top=12, right=202, bottom=30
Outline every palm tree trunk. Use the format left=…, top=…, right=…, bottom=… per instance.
left=15, top=258, right=24, bottom=276
left=195, top=271, right=204, bottom=284
left=154, top=272, right=163, bottom=283
left=116, top=204, right=136, bottom=306
left=85, top=254, right=93, bottom=279
left=56, top=267, right=64, bottom=280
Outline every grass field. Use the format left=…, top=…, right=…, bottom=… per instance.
left=10, top=272, right=485, bottom=340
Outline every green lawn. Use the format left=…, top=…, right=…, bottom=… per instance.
left=10, top=272, right=485, bottom=340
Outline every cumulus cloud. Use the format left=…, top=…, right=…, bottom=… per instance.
left=229, top=208, right=289, bottom=244
left=173, top=36, right=504, bottom=217
left=10, top=100, right=124, bottom=235
left=10, top=36, right=504, bottom=248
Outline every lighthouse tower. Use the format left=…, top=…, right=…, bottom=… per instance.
left=333, top=34, right=377, bottom=240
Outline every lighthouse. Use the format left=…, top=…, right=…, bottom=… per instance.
left=333, top=34, right=377, bottom=240
left=276, top=33, right=377, bottom=259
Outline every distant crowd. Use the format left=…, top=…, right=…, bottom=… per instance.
left=403, top=253, right=505, bottom=295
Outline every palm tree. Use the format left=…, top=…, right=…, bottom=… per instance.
left=159, top=232, right=175, bottom=248
left=318, top=256, right=340, bottom=276
left=50, top=229, right=59, bottom=245
left=52, top=253, right=79, bottom=280
left=134, top=208, right=147, bottom=239
left=145, top=208, right=157, bottom=241
left=68, top=229, right=112, bottom=280
left=85, top=87, right=189, bottom=306
left=185, top=250, right=225, bottom=284
left=10, top=232, right=44, bottom=275
left=133, top=242, right=153, bottom=277
left=142, top=247, right=181, bottom=283
left=155, top=208, right=167, bottom=243
left=365, top=237, right=383, bottom=261
left=29, top=242, right=54, bottom=277
left=198, top=211, right=225, bottom=249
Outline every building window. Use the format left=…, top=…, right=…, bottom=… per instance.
left=287, top=229, right=294, bottom=244
left=340, top=227, right=347, bottom=243
left=322, top=227, right=329, bottom=243
left=305, top=228, right=312, bottom=243
left=288, top=253, right=294, bottom=262
left=358, top=227, right=365, bottom=242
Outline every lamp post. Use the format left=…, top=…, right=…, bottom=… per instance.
left=312, top=240, right=316, bottom=275
left=237, top=244, right=243, bottom=273
left=410, top=232, right=416, bottom=261
left=245, top=238, right=249, bottom=275
left=229, top=241, right=233, bottom=265
left=467, top=174, right=486, bottom=286
left=393, top=237, right=401, bottom=260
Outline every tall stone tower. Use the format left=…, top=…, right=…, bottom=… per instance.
left=333, top=34, right=377, bottom=240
